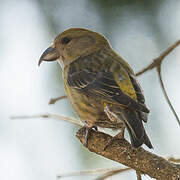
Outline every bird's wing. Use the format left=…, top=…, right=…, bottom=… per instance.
left=67, top=69, right=149, bottom=113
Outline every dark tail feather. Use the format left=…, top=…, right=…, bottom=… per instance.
left=138, top=111, right=148, bottom=123
left=143, top=131, right=153, bottom=149
left=121, top=109, right=153, bottom=149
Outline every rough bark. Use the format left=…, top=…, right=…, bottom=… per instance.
left=76, top=127, right=180, bottom=180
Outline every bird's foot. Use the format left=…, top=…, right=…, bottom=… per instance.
left=104, top=128, right=125, bottom=150
left=84, top=125, right=98, bottom=147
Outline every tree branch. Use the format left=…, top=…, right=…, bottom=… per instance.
left=136, top=39, right=180, bottom=127
left=76, top=127, right=180, bottom=180
left=57, top=167, right=131, bottom=179
left=157, top=65, right=180, bottom=127
left=49, top=95, right=67, bottom=105
left=12, top=113, right=180, bottom=179
left=11, top=113, right=82, bottom=126
left=135, top=40, right=180, bottom=76
left=168, top=157, right=180, bottom=164
left=95, top=167, right=131, bottom=180
left=14, top=40, right=180, bottom=179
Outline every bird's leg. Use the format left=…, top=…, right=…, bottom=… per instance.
left=84, top=125, right=98, bottom=147
left=104, top=126, right=125, bottom=150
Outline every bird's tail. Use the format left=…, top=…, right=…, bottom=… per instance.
left=120, top=109, right=153, bottom=149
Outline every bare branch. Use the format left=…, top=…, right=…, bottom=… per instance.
left=95, top=167, right=131, bottom=180
left=57, top=167, right=130, bottom=179
left=49, top=95, right=67, bottom=105
left=11, top=114, right=82, bottom=126
left=76, top=127, right=180, bottom=180
left=157, top=66, right=180, bottom=126
left=168, top=157, right=180, bottom=164
left=12, top=113, right=180, bottom=179
left=136, top=39, right=180, bottom=127
left=136, top=40, right=180, bottom=76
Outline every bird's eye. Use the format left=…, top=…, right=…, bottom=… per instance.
left=61, top=37, right=72, bottom=44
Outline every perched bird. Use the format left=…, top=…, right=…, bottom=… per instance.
left=39, top=28, right=153, bottom=149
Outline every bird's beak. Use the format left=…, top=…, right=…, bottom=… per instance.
left=38, top=46, right=60, bottom=66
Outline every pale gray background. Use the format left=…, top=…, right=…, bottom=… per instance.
left=0, top=0, right=180, bottom=179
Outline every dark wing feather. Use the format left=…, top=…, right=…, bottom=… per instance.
left=67, top=70, right=149, bottom=113
left=129, top=74, right=148, bottom=122
left=129, top=74, right=145, bottom=103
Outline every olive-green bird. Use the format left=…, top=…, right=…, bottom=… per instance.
left=39, top=28, right=153, bottom=149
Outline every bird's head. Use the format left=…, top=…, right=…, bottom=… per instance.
left=38, top=28, right=110, bottom=68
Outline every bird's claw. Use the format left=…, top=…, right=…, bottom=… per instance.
left=84, top=126, right=98, bottom=147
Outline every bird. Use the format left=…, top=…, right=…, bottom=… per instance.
left=39, top=28, right=153, bottom=149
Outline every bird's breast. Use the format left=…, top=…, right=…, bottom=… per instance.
left=64, top=82, right=107, bottom=126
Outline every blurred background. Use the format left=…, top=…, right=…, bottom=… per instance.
left=1, top=0, right=180, bottom=179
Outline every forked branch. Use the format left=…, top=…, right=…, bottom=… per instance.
left=136, top=39, right=180, bottom=127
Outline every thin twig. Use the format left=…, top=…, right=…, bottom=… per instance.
left=11, top=114, right=82, bottom=127
left=136, top=39, right=180, bottom=76
left=49, top=95, right=67, bottom=105
left=57, top=167, right=130, bottom=179
left=95, top=167, right=131, bottom=180
left=136, top=39, right=180, bottom=127
left=157, top=66, right=180, bottom=126
left=168, top=157, right=180, bottom=163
